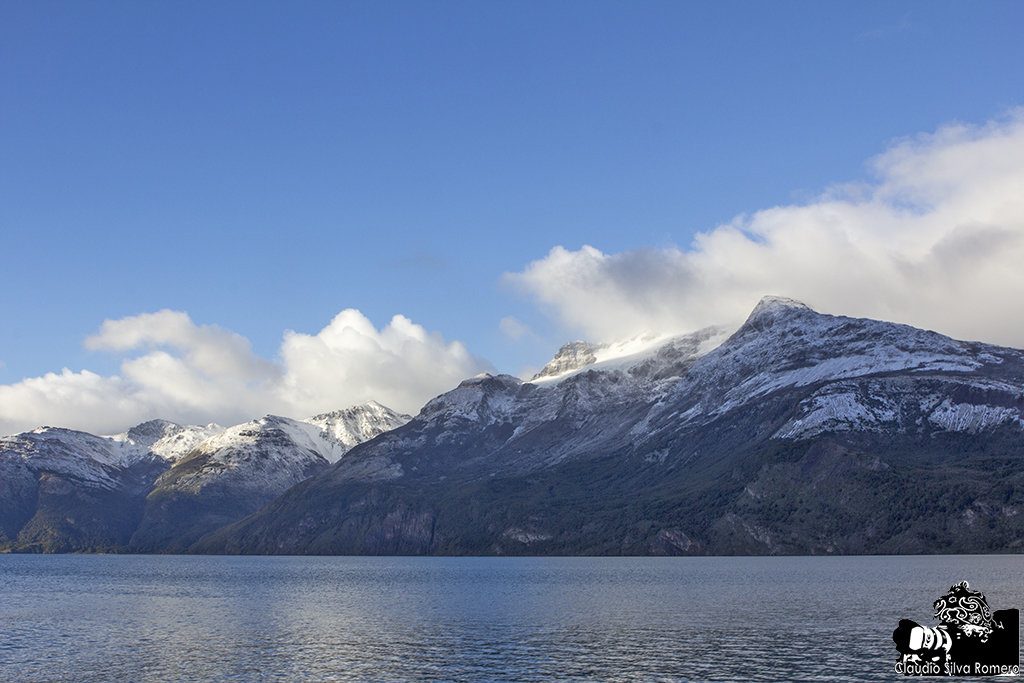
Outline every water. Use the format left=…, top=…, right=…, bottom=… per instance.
left=0, top=555, right=1021, bottom=682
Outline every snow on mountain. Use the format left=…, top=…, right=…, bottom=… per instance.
left=0, top=420, right=226, bottom=492
left=771, top=377, right=1024, bottom=439
left=121, top=401, right=412, bottom=551
left=199, top=295, right=1024, bottom=557
left=328, top=325, right=742, bottom=484
left=530, top=327, right=732, bottom=385
left=633, top=296, right=1024, bottom=443
left=11, top=295, right=1024, bottom=556
left=156, top=415, right=331, bottom=498
left=420, top=373, right=524, bottom=426
left=0, top=402, right=409, bottom=502
left=303, top=401, right=411, bottom=463
left=150, top=402, right=411, bottom=493
left=531, top=340, right=598, bottom=379
left=8, top=295, right=1020, bottom=504
left=106, top=419, right=225, bottom=463
left=0, top=427, right=128, bottom=489
left=332, top=296, right=1024, bottom=488
left=709, top=296, right=987, bottom=404
left=928, top=397, right=1024, bottom=432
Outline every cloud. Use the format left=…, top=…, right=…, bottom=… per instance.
left=84, top=310, right=278, bottom=382
left=498, top=316, right=532, bottom=341
left=506, top=110, right=1024, bottom=348
left=0, top=370, right=146, bottom=436
left=0, top=310, right=492, bottom=436
left=6, top=111, right=1023, bottom=437
left=276, top=309, right=493, bottom=419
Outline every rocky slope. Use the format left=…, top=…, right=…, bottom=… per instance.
left=196, top=297, right=1024, bottom=556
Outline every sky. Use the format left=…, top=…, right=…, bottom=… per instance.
left=2, top=1, right=1023, bottom=436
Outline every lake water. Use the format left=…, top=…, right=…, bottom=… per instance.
left=0, top=554, right=1021, bottom=682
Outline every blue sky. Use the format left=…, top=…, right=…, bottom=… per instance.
left=2, top=1, right=1024, bottom=434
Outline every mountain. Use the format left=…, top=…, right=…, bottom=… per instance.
left=106, top=419, right=225, bottom=463
left=303, top=401, right=415, bottom=463
left=0, top=421, right=222, bottom=552
left=195, top=297, right=1024, bottom=556
left=0, top=403, right=410, bottom=553
left=129, top=404, right=411, bottom=551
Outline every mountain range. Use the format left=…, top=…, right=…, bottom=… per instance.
left=3, top=297, right=1023, bottom=555
left=0, top=402, right=409, bottom=552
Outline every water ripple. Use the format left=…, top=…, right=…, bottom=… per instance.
left=1, top=555, right=1021, bottom=682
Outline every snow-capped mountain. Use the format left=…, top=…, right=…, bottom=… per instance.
left=140, top=402, right=411, bottom=501
left=0, top=402, right=409, bottom=552
left=0, top=419, right=226, bottom=502
left=303, top=400, right=412, bottom=463
left=106, top=419, right=225, bottom=464
left=129, top=414, right=337, bottom=551
left=1, top=427, right=152, bottom=490
left=385, top=322, right=736, bottom=479
left=131, top=402, right=411, bottom=551
left=0, top=425, right=186, bottom=552
left=152, top=415, right=334, bottom=496
left=531, top=340, right=599, bottom=379
left=631, top=295, right=1024, bottom=444
left=198, top=297, right=1024, bottom=556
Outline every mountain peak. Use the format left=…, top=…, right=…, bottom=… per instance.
left=302, top=402, right=411, bottom=462
left=749, top=295, right=811, bottom=317
left=460, top=373, right=521, bottom=387
left=736, top=296, right=815, bottom=333
left=531, top=341, right=598, bottom=380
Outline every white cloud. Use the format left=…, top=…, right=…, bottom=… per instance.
left=499, top=316, right=532, bottom=340
left=84, top=310, right=278, bottom=382
left=7, top=111, right=1024, bottom=438
left=0, top=309, right=492, bottom=436
left=276, top=309, right=493, bottom=420
left=507, top=110, right=1024, bottom=348
left=0, top=370, right=147, bottom=435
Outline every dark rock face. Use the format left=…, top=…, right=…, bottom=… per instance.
left=196, top=298, right=1024, bottom=556
left=0, top=457, right=40, bottom=544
